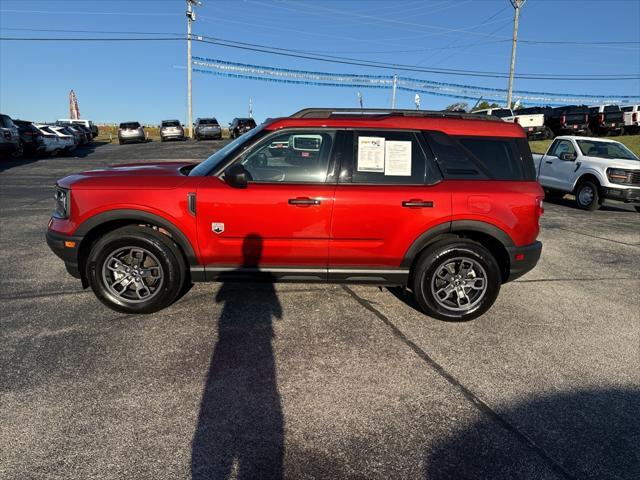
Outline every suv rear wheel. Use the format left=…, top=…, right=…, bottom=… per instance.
left=86, top=225, right=186, bottom=314
left=412, top=239, right=501, bottom=321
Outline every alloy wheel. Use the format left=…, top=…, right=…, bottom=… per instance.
left=101, top=246, right=164, bottom=303
left=430, top=256, right=488, bottom=312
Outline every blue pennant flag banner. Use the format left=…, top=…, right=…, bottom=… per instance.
left=191, top=57, right=640, bottom=106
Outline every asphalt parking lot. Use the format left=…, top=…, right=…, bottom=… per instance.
left=1, top=140, right=638, bottom=480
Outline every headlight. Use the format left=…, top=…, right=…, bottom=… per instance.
left=53, top=186, right=70, bottom=219
left=606, top=168, right=630, bottom=185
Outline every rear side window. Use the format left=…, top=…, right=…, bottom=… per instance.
left=425, top=131, right=535, bottom=181
left=344, top=130, right=428, bottom=185
left=491, top=109, right=512, bottom=118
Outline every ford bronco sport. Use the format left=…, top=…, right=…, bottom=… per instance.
left=46, top=108, right=543, bottom=321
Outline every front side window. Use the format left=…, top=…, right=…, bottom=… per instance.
left=238, top=130, right=335, bottom=183
left=550, top=140, right=576, bottom=157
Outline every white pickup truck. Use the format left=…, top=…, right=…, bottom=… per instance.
left=472, top=107, right=549, bottom=140
left=532, top=136, right=640, bottom=211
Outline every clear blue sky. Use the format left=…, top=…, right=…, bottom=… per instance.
left=1, top=0, right=639, bottom=125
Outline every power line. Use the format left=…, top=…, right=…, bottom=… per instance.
left=1, top=35, right=638, bottom=80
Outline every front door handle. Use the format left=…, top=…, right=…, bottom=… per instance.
left=288, top=197, right=321, bottom=206
left=402, top=200, right=434, bottom=208
left=545, top=160, right=553, bottom=164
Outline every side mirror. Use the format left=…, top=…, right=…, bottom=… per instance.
left=224, top=163, right=249, bottom=188
left=559, top=152, right=576, bottom=161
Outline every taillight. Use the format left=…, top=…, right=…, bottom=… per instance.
left=633, top=112, right=638, bottom=122
left=598, top=113, right=604, bottom=124
left=585, top=114, right=588, bottom=123
left=560, top=114, right=566, bottom=126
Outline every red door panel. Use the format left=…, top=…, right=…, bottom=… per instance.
left=196, top=177, right=335, bottom=266
left=329, top=184, right=452, bottom=267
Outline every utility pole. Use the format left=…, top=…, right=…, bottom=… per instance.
left=391, top=75, right=398, bottom=109
left=249, top=97, right=253, bottom=118
left=357, top=91, right=363, bottom=109
left=506, top=0, right=526, bottom=109
left=186, top=0, right=201, bottom=139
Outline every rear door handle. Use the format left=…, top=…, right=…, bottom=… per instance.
left=545, top=160, right=553, bottom=164
left=402, top=200, right=434, bottom=208
left=288, top=197, right=321, bottom=206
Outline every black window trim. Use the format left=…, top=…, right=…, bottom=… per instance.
left=215, top=127, right=343, bottom=185
left=337, top=128, right=440, bottom=186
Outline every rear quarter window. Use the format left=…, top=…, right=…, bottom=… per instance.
left=425, top=131, right=535, bottom=181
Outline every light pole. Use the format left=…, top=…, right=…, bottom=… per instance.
left=391, top=75, right=398, bottom=109
left=506, top=0, right=526, bottom=109
left=357, top=91, right=363, bottom=109
left=186, top=0, right=201, bottom=139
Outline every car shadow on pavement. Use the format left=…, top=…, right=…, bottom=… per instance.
left=544, top=194, right=633, bottom=212
left=425, top=388, right=639, bottom=480
left=191, top=234, right=284, bottom=480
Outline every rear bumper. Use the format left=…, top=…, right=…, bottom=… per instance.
left=505, top=241, right=542, bottom=282
left=603, top=187, right=640, bottom=204
left=46, top=228, right=83, bottom=278
left=558, top=125, right=589, bottom=135
left=524, top=126, right=547, bottom=138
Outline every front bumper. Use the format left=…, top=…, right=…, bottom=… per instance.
left=505, top=241, right=542, bottom=282
left=603, top=187, right=640, bottom=204
left=46, top=228, right=83, bottom=278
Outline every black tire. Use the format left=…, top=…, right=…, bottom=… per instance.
left=544, top=126, right=554, bottom=140
left=411, top=239, right=501, bottom=322
left=118, top=139, right=124, bottom=145
left=635, top=206, right=640, bottom=213
left=11, top=141, right=24, bottom=158
left=86, top=225, right=187, bottom=314
left=584, top=127, right=593, bottom=137
left=575, top=180, right=601, bottom=211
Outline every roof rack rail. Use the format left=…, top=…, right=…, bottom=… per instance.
left=290, top=108, right=502, bottom=122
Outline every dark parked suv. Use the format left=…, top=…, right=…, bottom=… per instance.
left=229, top=117, right=257, bottom=138
left=47, top=108, right=543, bottom=321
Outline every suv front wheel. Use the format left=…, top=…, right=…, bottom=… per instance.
left=86, top=225, right=187, bottom=314
left=412, top=239, right=501, bottom=322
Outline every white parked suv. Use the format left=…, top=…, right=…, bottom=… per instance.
left=472, top=107, right=548, bottom=139
left=532, top=136, right=640, bottom=211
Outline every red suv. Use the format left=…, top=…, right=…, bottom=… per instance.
left=47, top=108, right=543, bottom=321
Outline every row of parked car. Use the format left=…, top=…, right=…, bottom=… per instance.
left=117, top=117, right=258, bottom=144
left=0, top=114, right=98, bottom=159
left=472, top=104, right=640, bottom=140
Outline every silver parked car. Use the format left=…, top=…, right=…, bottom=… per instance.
left=118, top=122, right=146, bottom=145
left=194, top=117, right=222, bottom=141
left=160, top=120, right=185, bottom=142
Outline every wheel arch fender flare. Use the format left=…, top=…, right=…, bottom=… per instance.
left=401, top=220, right=514, bottom=268
left=74, top=209, right=198, bottom=266
left=571, top=169, right=604, bottom=192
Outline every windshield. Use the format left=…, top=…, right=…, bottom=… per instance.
left=189, top=124, right=266, bottom=176
left=577, top=140, right=638, bottom=161
left=162, top=120, right=181, bottom=127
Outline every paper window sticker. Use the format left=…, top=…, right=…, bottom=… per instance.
left=384, top=140, right=412, bottom=176
left=357, top=136, right=385, bottom=172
